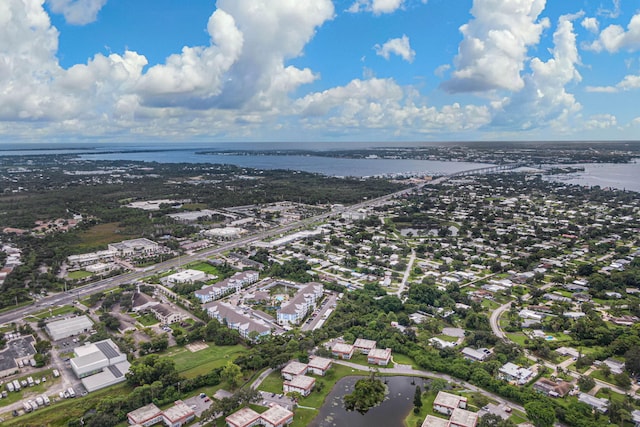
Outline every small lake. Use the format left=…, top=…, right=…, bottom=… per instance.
left=308, top=375, right=429, bottom=427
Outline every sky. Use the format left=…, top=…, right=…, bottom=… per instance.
left=1, top=0, right=640, bottom=144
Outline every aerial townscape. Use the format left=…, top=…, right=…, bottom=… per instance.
left=3, top=1, right=640, bottom=427
left=0, top=141, right=639, bottom=427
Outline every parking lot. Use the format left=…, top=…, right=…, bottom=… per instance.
left=478, top=403, right=512, bottom=420
left=182, top=394, right=213, bottom=417
left=258, top=391, right=296, bottom=410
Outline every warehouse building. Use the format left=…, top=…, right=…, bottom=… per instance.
left=70, top=339, right=130, bottom=392
left=45, top=315, right=94, bottom=341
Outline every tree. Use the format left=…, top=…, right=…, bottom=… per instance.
left=624, top=346, right=640, bottom=376
left=413, top=385, right=422, bottom=410
left=577, top=375, right=595, bottom=392
left=221, top=361, right=243, bottom=389
left=613, top=372, right=631, bottom=389
left=525, top=400, right=556, bottom=427
left=344, top=372, right=386, bottom=415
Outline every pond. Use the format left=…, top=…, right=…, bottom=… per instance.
left=308, top=375, right=429, bottom=427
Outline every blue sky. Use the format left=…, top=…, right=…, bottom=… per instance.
left=1, top=0, right=639, bottom=144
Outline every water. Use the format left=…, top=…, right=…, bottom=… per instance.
left=543, top=161, right=640, bottom=193
left=78, top=151, right=494, bottom=177
left=308, top=375, right=425, bottom=427
left=2, top=142, right=638, bottom=190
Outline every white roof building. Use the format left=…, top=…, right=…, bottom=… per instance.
left=70, top=339, right=130, bottom=392
left=45, top=315, right=93, bottom=341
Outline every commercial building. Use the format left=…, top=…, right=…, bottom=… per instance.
left=70, top=339, right=130, bottom=392
left=67, top=249, right=117, bottom=268
left=45, top=315, right=93, bottom=341
left=165, top=269, right=207, bottom=285
left=108, top=238, right=159, bottom=258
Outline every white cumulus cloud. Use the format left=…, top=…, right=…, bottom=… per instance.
left=348, top=0, right=404, bottom=15
left=587, top=73, right=640, bottom=92
left=441, top=0, right=549, bottom=93
left=587, top=12, right=640, bottom=52
left=374, top=35, right=415, bottom=62
left=581, top=17, right=599, bottom=33
left=46, top=0, right=107, bottom=25
left=490, top=14, right=582, bottom=132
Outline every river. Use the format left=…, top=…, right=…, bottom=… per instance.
left=308, top=376, right=429, bottom=427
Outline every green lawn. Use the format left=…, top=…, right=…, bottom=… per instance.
left=392, top=353, right=418, bottom=368
left=67, top=270, right=93, bottom=279
left=1, top=383, right=134, bottom=426
left=132, top=312, right=159, bottom=326
left=186, top=261, right=221, bottom=275
left=505, top=333, right=528, bottom=346
left=166, top=344, right=247, bottom=377
left=29, top=305, right=76, bottom=320
left=404, top=391, right=447, bottom=427
left=259, top=371, right=284, bottom=394
left=0, top=369, right=58, bottom=408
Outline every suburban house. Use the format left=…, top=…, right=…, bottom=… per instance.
left=276, top=283, right=324, bottom=326
left=367, top=348, right=392, bottom=366
left=533, top=378, right=572, bottom=397
left=498, top=362, right=533, bottom=385
left=460, top=347, right=491, bottom=362
left=283, top=375, right=316, bottom=397
left=578, top=393, right=609, bottom=413
left=330, top=342, right=354, bottom=359
left=307, top=356, right=332, bottom=376
left=433, top=391, right=468, bottom=415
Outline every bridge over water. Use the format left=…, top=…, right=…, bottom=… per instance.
left=447, top=162, right=528, bottom=177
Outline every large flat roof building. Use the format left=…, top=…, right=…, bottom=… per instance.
left=45, top=315, right=93, bottom=341
left=71, top=339, right=130, bottom=392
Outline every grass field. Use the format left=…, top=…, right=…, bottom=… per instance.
left=132, top=312, right=159, bottom=327
left=67, top=270, right=93, bottom=280
left=186, top=261, right=221, bottom=275
left=72, top=222, right=137, bottom=250
left=28, top=305, right=76, bottom=320
left=166, top=344, right=247, bottom=377
left=0, top=369, right=57, bottom=408
left=1, top=383, right=134, bottom=426
left=392, top=353, right=418, bottom=368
